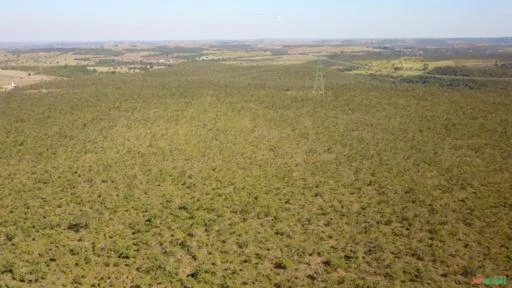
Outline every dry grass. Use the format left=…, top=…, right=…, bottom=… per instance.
left=0, top=69, right=58, bottom=91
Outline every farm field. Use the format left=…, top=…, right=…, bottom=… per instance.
left=0, top=54, right=511, bottom=287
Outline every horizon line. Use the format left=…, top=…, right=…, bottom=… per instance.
left=1, top=36, right=512, bottom=44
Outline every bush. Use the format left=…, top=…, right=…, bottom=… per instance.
left=274, top=258, right=293, bottom=270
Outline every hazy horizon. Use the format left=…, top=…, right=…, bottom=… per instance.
left=1, top=0, right=511, bottom=42
left=2, top=36, right=512, bottom=44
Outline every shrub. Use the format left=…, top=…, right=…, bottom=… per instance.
left=274, top=258, right=293, bottom=270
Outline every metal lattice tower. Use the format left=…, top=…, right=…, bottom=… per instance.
left=313, top=64, right=325, bottom=95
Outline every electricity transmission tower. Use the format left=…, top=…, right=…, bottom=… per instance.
left=39, top=61, right=46, bottom=92
left=313, top=65, right=325, bottom=95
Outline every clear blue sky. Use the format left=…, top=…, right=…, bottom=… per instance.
left=0, top=0, right=510, bottom=41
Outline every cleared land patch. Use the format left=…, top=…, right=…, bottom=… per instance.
left=0, top=69, right=58, bottom=91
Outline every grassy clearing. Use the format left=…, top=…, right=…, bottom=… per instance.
left=0, top=62, right=511, bottom=287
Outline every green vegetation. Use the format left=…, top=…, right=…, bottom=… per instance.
left=6, top=48, right=124, bottom=57
left=397, top=75, right=490, bottom=90
left=271, top=50, right=289, bottom=56
left=428, top=65, right=512, bottom=78
left=0, top=58, right=511, bottom=287
left=149, top=46, right=205, bottom=59
left=71, top=48, right=125, bottom=57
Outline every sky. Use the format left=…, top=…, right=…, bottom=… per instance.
left=0, top=0, right=510, bottom=42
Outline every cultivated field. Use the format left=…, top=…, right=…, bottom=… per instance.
left=0, top=45, right=511, bottom=287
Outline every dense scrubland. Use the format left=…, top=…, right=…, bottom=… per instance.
left=0, top=61, right=511, bottom=287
